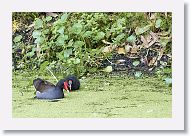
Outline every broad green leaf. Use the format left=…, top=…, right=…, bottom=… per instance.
left=45, top=16, right=52, bottom=22
left=160, top=61, right=167, bottom=67
left=95, top=31, right=105, bottom=40
left=155, top=19, right=162, bottom=28
left=114, top=33, right=125, bottom=43
left=26, top=48, right=36, bottom=57
left=134, top=71, right=142, bottom=78
left=71, top=23, right=83, bottom=34
left=13, top=35, right=22, bottom=43
left=104, top=66, right=112, bottom=73
left=74, top=58, right=80, bottom=64
left=43, top=29, right=49, bottom=35
left=61, top=13, right=68, bottom=23
left=133, top=60, right=140, bottom=66
left=127, top=35, right=136, bottom=43
left=34, top=37, right=44, bottom=44
left=135, top=25, right=151, bottom=35
left=64, top=48, right=73, bottom=58
left=32, top=30, right=41, bottom=38
left=74, top=41, right=85, bottom=49
left=159, top=37, right=171, bottom=46
left=56, top=35, right=68, bottom=45
left=83, top=31, right=93, bottom=38
left=34, top=18, right=43, bottom=29
left=117, top=18, right=125, bottom=26
left=56, top=51, right=64, bottom=60
left=165, top=77, right=172, bottom=86
left=57, top=26, right=65, bottom=34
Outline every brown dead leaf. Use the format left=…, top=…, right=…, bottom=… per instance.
left=46, top=12, right=58, bottom=18
left=117, top=47, right=126, bottom=54
left=149, top=13, right=156, bottom=20
left=141, top=35, right=149, bottom=48
left=131, top=46, right=139, bottom=54
left=102, top=45, right=117, bottom=53
left=146, top=34, right=152, bottom=43
left=148, top=56, right=157, bottom=66
left=141, top=32, right=159, bottom=49
left=157, top=48, right=165, bottom=60
left=124, top=44, right=131, bottom=53
left=148, top=32, right=159, bottom=47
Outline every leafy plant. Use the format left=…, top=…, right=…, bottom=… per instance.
left=12, top=12, right=172, bottom=79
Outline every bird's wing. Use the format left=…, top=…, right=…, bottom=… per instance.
left=33, top=78, right=55, bottom=93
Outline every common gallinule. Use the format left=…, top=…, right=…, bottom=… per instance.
left=33, top=78, right=65, bottom=99
left=33, top=75, right=80, bottom=99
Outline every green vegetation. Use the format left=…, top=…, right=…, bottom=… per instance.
left=12, top=12, right=172, bottom=78
left=12, top=12, right=172, bottom=118
left=13, top=72, right=171, bottom=118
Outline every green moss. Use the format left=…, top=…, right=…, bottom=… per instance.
left=12, top=72, right=172, bottom=118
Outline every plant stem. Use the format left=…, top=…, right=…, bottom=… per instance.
left=46, top=67, right=58, bottom=82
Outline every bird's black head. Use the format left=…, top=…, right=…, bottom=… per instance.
left=64, top=75, right=80, bottom=91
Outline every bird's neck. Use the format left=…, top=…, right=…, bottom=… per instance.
left=63, top=81, right=69, bottom=90
left=56, top=79, right=65, bottom=90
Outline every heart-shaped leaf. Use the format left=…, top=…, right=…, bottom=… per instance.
left=61, top=13, right=68, bottom=23
left=165, top=77, right=172, bottom=86
left=104, top=66, right=113, bottom=73
left=134, top=71, right=142, bottom=78
left=159, top=37, right=171, bottom=46
left=34, top=18, right=43, bottom=29
left=34, top=37, right=44, bottom=44
left=32, top=30, right=41, bottom=39
left=57, top=26, right=65, bottom=34
left=133, top=60, right=140, bottom=66
left=13, top=35, right=22, bottom=43
left=155, top=19, right=162, bottom=28
left=56, top=35, right=68, bottom=45
left=74, top=58, right=80, bottom=64
left=127, top=35, right=136, bottom=43
left=64, top=48, right=73, bottom=58
left=83, top=31, right=93, bottom=38
left=45, top=16, right=52, bottom=22
left=71, top=23, right=83, bottom=34
left=74, top=41, right=85, bottom=49
left=95, top=31, right=105, bottom=40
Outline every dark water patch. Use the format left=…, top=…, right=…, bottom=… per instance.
left=164, top=100, right=171, bottom=102
left=86, top=102, right=104, bottom=106
left=111, top=96, right=129, bottom=100
left=48, top=100, right=61, bottom=102
left=106, top=113, right=120, bottom=117
left=28, top=97, right=36, bottom=100
left=129, top=105, right=137, bottom=108
left=115, top=106, right=128, bottom=109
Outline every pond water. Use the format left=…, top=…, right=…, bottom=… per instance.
left=12, top=73, right=172, bottom=118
